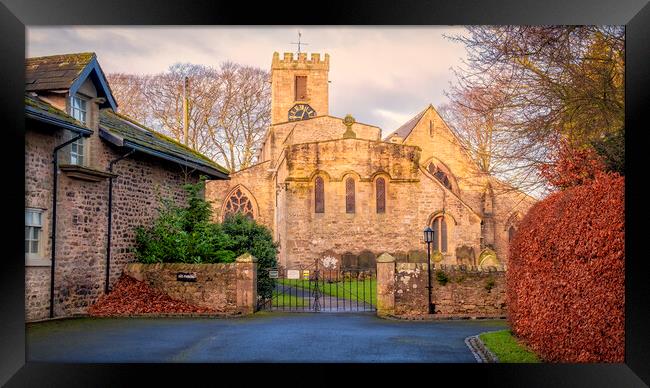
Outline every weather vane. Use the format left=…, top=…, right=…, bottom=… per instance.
left=291, top=31, right=309, bottom=54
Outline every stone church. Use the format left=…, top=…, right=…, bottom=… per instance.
left=206, top=52, right=536, bottom=270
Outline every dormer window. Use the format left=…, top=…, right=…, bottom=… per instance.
left=70, top=95, right=87, bottom=124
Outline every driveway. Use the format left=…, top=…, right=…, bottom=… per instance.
left=27, top=313, right=507, bottom=363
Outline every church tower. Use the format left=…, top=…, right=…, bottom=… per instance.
left=270, top=52, right=330, bottom=125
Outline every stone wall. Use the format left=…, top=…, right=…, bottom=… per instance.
left=258, top=116, right=381, bottom=165
left=25, top=267, right=51, bottom=321
left=377, top=253, right=506, bottom=318
left=25, top=120, right=202, bottom=321
left=270, top=52, right=329, bottom=125
left=205, top=160, right=275, bottom=230
left=276, top=138, right=482, bottom=268
left=123, top=254, right=257, bottom=314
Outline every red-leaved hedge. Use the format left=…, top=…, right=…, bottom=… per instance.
left=507, top=172, right=624, bottom=362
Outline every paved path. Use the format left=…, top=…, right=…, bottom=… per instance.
left=27, top=313, right=507, bottom=363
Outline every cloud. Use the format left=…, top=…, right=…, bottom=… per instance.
left=26, top=26, right=468, bottom=131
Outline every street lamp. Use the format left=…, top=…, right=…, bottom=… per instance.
left=423, top=226, right=435, bottom=314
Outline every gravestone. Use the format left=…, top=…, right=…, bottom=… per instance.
left=456, top=245, right=476, bottom=266
left=407, top=250, right=428, bottom=263
left=358, top=250, right=376, bottom=269
left=341, top=252, right=358, bottom=268
left=478, top=248, right=500, bottom=267
left=392, top=251, right=408, bottom=263
left=431, top=250, right=444, bottom=263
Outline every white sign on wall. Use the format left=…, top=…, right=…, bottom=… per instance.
left=287, top=270, right=300, bottom=279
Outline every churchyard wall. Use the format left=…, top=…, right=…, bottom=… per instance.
left=123, top=254, right=257, bottom=314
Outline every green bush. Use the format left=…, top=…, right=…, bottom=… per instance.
left=221, top=212, right=278, bottom=299
left=435, top=270, right=449, bottom=286
left=485, top=277, right=496, bottom=292
left=133, top=180, right=277, bottom=298
left=134, top=181, right=235, bottom=264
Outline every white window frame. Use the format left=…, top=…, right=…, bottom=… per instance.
left=70, top=137, right=86, bottom=166
left=70, top=95, right=88, bottom=124
left=25, top=208, right=49, bottom=266
left=69, top=95, right=88, bottom=166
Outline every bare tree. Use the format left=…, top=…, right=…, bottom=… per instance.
left=107, top=62, right=271, bottom=172
left=442, top=26, right=624, bottom=196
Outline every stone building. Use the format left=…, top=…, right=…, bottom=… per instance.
left=206, top=52, right=536, bottom=270
left=25, top=53, right=228, bottom=321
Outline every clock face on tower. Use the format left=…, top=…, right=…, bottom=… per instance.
left=288, top=104, right=317, bottom=121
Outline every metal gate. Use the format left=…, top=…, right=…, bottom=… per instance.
left=257, top=260, right=376, bottom=312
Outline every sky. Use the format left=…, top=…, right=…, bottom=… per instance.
left=27, top=26, right=468, bottom=136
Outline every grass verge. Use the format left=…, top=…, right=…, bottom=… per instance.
left=479, top=330, right=541, bottom=363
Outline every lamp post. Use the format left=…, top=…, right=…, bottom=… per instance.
left=423, top=226, right=435, bottom=314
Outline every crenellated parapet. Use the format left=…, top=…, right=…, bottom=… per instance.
left=272, top=52, right=330, bottom=70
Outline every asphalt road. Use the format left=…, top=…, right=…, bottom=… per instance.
left=27, top=313, right=507, bottom=363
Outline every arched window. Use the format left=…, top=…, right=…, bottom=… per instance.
left=315, top=176, right=325, bottom=213
left=376, top=177, right=386, bottom=213
left=224, top=188, right=254, bottom=219
left=431, top=216, right=448, bottom=252
left=508, top=226, right=516, bottom=243
left=427, top=162, right=453, bottom=191
left=345, top=177, right=355, bottom=213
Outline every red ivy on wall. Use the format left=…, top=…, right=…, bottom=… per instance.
left=507, top=171, right=624, bottom=362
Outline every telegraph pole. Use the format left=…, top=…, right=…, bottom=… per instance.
left=183, top=76, right=189, bottom=146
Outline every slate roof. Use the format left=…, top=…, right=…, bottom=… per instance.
left=26, top=52, right=96, bottom=92
left=383, top=106, right=428, bottom=141
left=24, top=94, right=92, bottom=135
left=99, top=110, right=229, bottom=178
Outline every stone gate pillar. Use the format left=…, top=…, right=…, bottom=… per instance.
left=236, top=253, right=258, bottom=314
left=376, top=253, right=396, bottom=317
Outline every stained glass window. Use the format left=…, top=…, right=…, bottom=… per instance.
left=315, top=176, right=324, bottom=213
left=345, top=178, right=355, bottom=214
left=376, top=178, right=386, bottom=213
left=224, top=188, right=254, bottom=219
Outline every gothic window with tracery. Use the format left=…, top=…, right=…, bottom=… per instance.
left=431, top=215, right=448, bottom=252
left=224, top=188, right=254, bottom=219
left=345, top=177, right=355, bottom=213
left=376, top=177, right=386, bottom=213
left=315, top=176, right=325, bottom=213
left=427, top=162, right=453, bottom=191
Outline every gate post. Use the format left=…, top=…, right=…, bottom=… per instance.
left=236, top=253, right=258, bottom=314
left=376, top=253, right=396, bottom=317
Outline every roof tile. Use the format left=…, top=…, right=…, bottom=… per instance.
left=383, top=107, right=428, bottom=140
left=99, top=110, right=229, bottom=175
left=25, top=52, right=96, bottom=92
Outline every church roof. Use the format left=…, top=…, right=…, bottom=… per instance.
left=383, top=106, right=428, bottom=140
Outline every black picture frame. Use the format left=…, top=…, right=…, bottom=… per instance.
left=1, top=0, right=648, bottom=386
